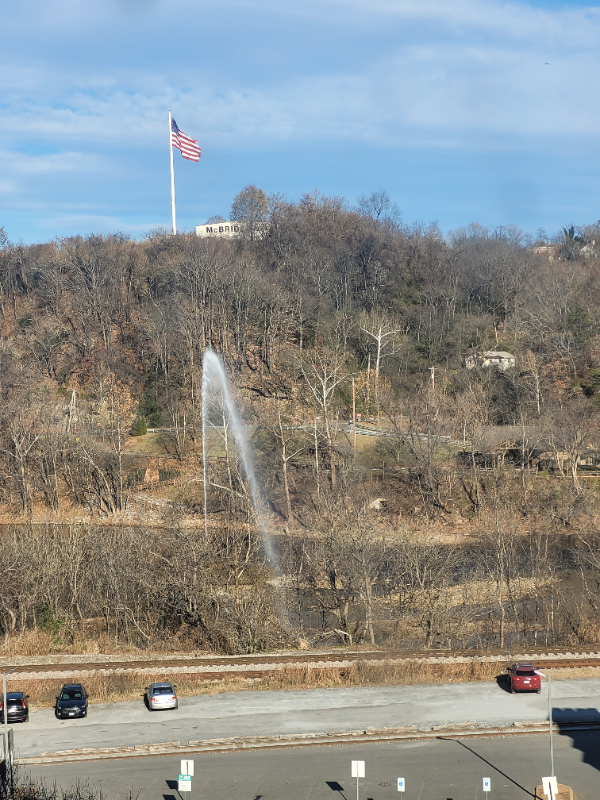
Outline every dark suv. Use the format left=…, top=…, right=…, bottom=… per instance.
left=0, top=692, right=29, bottom=722
left=55, top=683, right=88, bottom=719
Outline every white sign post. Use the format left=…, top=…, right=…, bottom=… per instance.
left=178, top=760, right=194, bottom=798
left=542, top=776, right=558, bottom=800
left=397, top=777, right=405, bottom=792
left=351, top=760, right=365, bottom=800
left=483, top=776, right=491, bottom=793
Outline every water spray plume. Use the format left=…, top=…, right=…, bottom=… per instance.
left=201, top=348, right=278, bottom=568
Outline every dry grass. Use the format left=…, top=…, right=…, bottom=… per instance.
left=122, top=432, right=170, bottom=455
left=4, top=659, right=595, bottom=712
left=544, top=666, right=600, bottom=680
left=0, top=629, right=188, bottom=658
left=3, top=661, right=505, bottom=710
left=5, top=673, right=254, bottom=710
left=261, top=660, right=502, bottom=690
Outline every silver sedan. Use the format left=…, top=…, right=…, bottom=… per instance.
left=145, top=682, right=178, bottom=711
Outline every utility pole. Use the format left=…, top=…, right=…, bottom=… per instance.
left=352, top=377, right=357, bottom=452
left=536, top=669, right=555, bottom=778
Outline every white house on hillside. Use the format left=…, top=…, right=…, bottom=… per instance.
left=465, top=351, right=516, bottom=371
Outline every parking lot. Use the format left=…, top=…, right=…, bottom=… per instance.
left=21, top=731, right=600, bottom=800
left=2, top=677, right=600, bottom=759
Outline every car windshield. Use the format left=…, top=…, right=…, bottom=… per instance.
left=516, top=669, right=536, bottom=676
left=60, top=690, right=84, bottom=700
left=153, top=686, right=174, bottom=695
left=7, top=693, right=22, bottom=700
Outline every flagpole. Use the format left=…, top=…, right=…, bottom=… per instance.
left=168, top=110, right=176, bottom=234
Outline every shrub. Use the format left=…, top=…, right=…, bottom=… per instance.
left=131, top=416, right=147, bottom=436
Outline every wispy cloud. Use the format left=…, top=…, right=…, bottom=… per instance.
left=2, top=38, right=599, bottom=154
left=0, top=149, right=101, bottom=182
left=175, top=0, right=600, bottom=44
left=4, top=0, right=600, bottom=152
left=39, top=213, right=161, bottom=234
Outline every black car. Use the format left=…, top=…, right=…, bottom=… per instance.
left=55, top=683, right=88, bottom=719
left=0, top=692, right=29, bottom=723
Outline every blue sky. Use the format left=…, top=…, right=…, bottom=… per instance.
left=2, top=0, right=600, bottom=243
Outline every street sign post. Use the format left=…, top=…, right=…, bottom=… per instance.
left=542, top=776, right=558, bottom=800
left=178, top=760, right=194, bottom=798
left=181, top=759, right=194, bottom=776
left=483, top=776, right=491, bottom=792
left=351, top=761, right=365, bottom=778
left=351, top=760, right=365, bottom=800
left=397, top=777, right=405, bottom=792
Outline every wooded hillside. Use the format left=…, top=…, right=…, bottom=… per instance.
left=2, top=191, right=600, bottom=654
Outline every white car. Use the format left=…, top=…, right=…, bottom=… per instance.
left=145, top=682, right=178, bottom=711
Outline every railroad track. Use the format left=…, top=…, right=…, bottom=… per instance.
left=4, top=646, right=600, bottom=680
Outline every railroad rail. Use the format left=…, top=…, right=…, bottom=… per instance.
left=3, top=646, right=600, bottom=681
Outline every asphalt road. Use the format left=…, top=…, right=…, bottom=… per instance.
left=21, top=731, right=600, bottom=800
left=8, top=677, right=600, bottom=759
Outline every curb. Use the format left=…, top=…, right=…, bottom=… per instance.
left=16, top=720, right=600, bottom=765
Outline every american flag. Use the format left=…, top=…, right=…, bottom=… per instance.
left=171, top=118, right=201, bottom=162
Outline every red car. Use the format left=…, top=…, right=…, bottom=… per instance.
left=507, top=662, right=541, bottom=693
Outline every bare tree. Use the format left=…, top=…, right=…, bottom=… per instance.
left=231, top=185, right=269, bottom=241
left=360, top=310, right=406, bottom=415
left=545, top=400, right=598, bottom=492
left=303, top=490, right=390, bottom=645
left=297, top=346, right=349, bottom=488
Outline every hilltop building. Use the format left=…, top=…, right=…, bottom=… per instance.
left=196, top=220, right=241, bottom=238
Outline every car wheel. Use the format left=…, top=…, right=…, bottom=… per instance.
left=175, top=702, right=178, bottom=710
left=536, top=688, right=541, bottom=694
